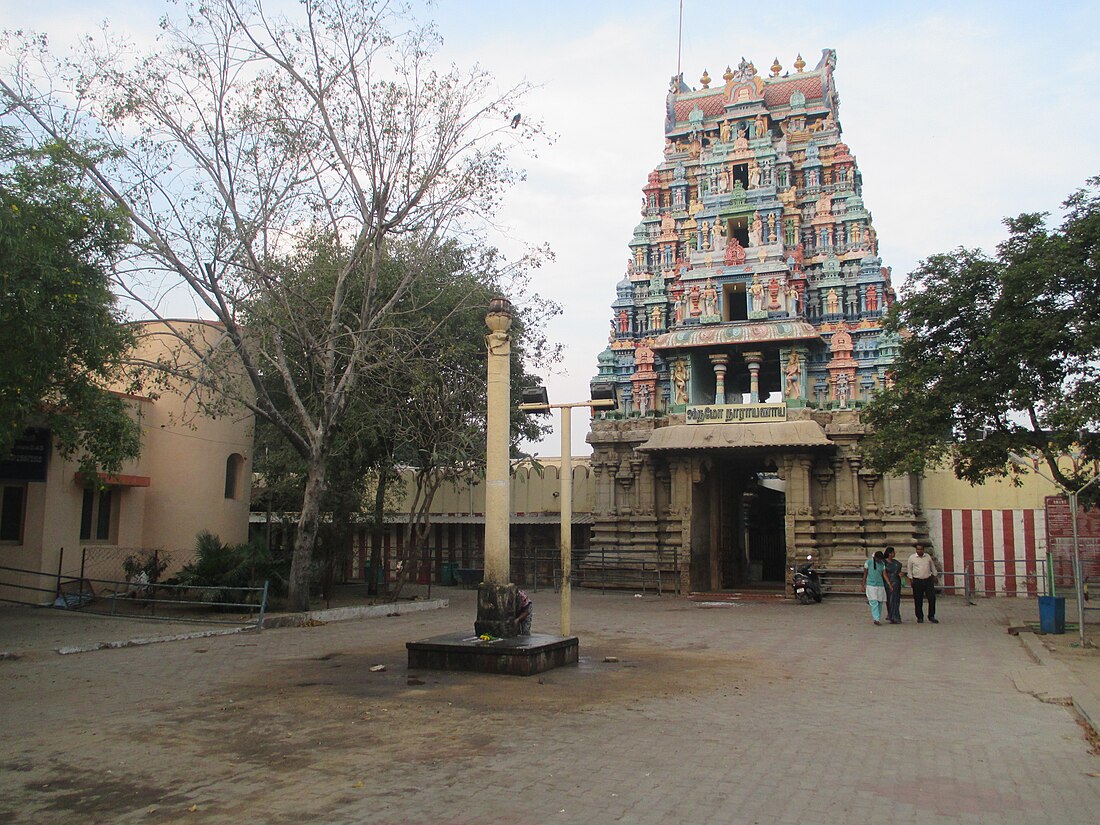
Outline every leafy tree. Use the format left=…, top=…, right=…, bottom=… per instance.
left=864, top=176, right=1100, bottom=494
left=2, top=0, right=543, bottom=610
left=249, top=238, right=557, bottom=598
left=0, top=129, right=140, bottom=476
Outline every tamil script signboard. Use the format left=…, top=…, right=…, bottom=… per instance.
left=0, top=427, right=51, bottom=482
left=1044, top=495, right=1100, bottom=585
left=686, top=403, right=787, bottom=425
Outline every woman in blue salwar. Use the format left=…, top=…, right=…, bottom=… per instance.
left=862, top=550, right=888, bottom=625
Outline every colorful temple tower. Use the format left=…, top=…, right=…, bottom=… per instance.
left=588, top=51, right=927, bottom=593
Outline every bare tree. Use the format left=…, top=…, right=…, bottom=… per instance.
left=2, top=0, right=542, bottom=610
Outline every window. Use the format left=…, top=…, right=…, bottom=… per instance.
left=1, top=484, right=26, bottom=542
left=80, top=487, right=116, bottom=543
left=225, top=453, right=245, bottom=499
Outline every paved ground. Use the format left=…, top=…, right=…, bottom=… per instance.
left=1, top=588, right=1098, bottom=824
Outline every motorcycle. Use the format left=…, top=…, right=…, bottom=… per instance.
left=792, top=555, right=822, bottom=604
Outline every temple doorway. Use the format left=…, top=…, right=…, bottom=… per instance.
left=690, top=456, right=787, bottom=592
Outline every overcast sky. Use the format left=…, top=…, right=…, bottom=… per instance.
left=5, top=0, right=1099, bottom=456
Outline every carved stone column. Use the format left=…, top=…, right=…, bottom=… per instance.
left=709, top=353, right=730, bottom=405
left=744, top=351, right=763, bottom=403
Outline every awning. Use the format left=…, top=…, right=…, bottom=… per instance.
left=637, top=421, right=833, bottom=452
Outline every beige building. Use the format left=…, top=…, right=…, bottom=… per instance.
left=0, top=321, right=253, bottom=605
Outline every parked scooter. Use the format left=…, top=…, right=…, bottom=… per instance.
left=792, top=555, right=823, bottom=604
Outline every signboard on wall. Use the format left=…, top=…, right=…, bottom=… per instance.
left=686, top=403, right=788, bottom=425
left=0, top=427, right=51, bottom=482
left=1044, top=495, right=1100, bottom=583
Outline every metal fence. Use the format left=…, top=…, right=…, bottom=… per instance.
left=0, top=557, right=269, bottom=629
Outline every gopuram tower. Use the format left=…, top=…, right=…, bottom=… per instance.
left=587, top=50, right=927, bottom=594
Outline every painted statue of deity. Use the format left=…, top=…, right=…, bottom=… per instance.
left=672, top=360, right=689, bottom=405
left=689, top=284, right=702, bottom=317
left=725, top=236, right=746, bottom=265
left=749, top=214, right=763, bottom=247
left=784, top=350, right=802, bottom=399
left=749, top=279, right=765, bottom=313
left=702, top=279, right=719, bottom=319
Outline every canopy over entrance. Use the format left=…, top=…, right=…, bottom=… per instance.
left=636, top=420, right=832, bottom=452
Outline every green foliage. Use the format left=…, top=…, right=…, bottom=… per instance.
left=123, top=550, right=170, bottom=584
left=175, top=530, right=288, bottom=604
left=0, top=129, right=140, bottom=476
left=864, top=176, right=1100, bottom=493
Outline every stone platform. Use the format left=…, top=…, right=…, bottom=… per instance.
left=406, top=631, right=579, bottom=677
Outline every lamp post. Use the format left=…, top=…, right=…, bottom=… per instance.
left=520, top=383, right=616, bottom=635
left=1009, top=451, right=1098, bottom=645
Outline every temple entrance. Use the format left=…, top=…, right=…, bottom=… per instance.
left=690, top=456, right=787, bottom=592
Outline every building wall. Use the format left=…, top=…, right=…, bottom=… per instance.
left=0, top=320, right=253, bottom=604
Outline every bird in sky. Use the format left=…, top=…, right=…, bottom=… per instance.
left=510, top=113, right=521, bottom=129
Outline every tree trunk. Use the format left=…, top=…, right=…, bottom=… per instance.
left=368, top=468, right=389, bottom=596
left=288, top=458, right=327, bottom=612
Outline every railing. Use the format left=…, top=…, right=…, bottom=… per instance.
left=815, top=567, right=972, bottom=598
left=565, top=547, right=681, bottom=596
left=0, top=563, right=269, bottom=629
left=963, top=558, right=1050, bottom=604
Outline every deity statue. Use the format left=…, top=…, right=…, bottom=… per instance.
left=609, top=319, right=616, bottom=342
left=749, top=214, right=763, bottom=247
left=785, top=351, right=802, bottom=399
left=749, top=279, right=765, bottom=312
left=637, top=384, right=651, bottom=416
left=836, top=373, right=850, bottom=408
left=754, top=114, right=767, bottom=140
left=689, top=284, right=702, bottom=317
left=672, top=360, right=689, bottom=405
left=703, top=279, right=719, bottom=318
left=749, top=163, right=761, bottom=188
left=674, top=293, right=686, bottom=325
left=617, top=309, right=630, bottom=333
left=734, top=126, right=749, bottom=150
left=786, top=283, right=799, bottom=315
left=725, top=236, right=746, bottom=265
left=720, top=120, right=731, bottom=143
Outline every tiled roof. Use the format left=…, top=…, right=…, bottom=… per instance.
left=673, top=93, right=727, bottom=123
left=671, top=75, right=827, bottom=127
left=763, top=76, right=824, bottom=108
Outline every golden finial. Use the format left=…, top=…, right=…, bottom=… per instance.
left=723, top=65, right=734, bottom=83
left=794, top=53, right=806, bottom=73
left=771, top=58, right=782, bottom=77
left=700, top=69, right=711, bottom=89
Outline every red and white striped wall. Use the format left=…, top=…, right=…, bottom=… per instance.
left=926, top=509, right=1047, bottom=598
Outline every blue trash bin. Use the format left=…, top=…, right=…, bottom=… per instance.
left=440, top=562, right=457, bottom=586
left=1038, top=595, right=1065, bottom=634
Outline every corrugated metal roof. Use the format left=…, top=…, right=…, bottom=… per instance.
left=637, top=421, right=833, bottom=452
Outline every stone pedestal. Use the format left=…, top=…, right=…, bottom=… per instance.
left=475, top=582, right=518, bottom=638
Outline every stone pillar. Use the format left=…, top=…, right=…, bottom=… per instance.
left=709, top=353, right=730, bottom=405
left=476, top=297, right=518, bottom=638
left=744, top=351, right=763, bottom=403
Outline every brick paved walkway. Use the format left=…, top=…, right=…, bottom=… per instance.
left=1, top=590, right=1097, bottom=824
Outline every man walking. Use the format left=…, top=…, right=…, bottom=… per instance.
left=907, top=544, right=939, bottom=623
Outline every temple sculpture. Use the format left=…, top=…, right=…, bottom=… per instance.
left=588, top=50, right=927, bottom=593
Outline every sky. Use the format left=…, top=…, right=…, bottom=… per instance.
left=4, top=0, right=1100, bottom=457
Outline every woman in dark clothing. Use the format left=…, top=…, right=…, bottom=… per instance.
left=884, top=547, right=904, bottom=624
